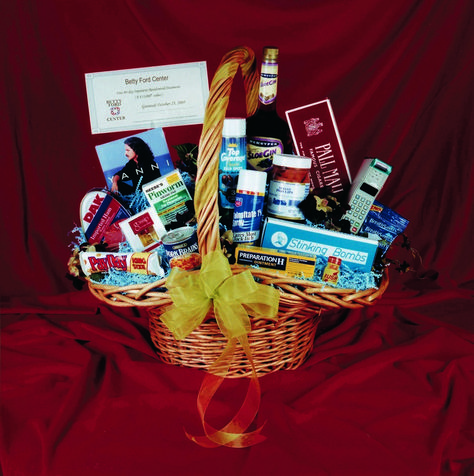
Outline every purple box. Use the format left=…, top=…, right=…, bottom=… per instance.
left=286, top=99, right=351, bottom=195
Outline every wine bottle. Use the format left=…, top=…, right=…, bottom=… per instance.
left=246, top=46, right=293, bottom=173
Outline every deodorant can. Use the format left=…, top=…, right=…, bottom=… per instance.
left=232, top=169, right=267, bottom=245
left=218, top=118, right=247, bottom=209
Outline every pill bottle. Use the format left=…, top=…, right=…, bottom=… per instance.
left=267, top=154, right=311, bottom=221
left=232, top=169, right=267, bottom=245
left=218, top=118, right=247, bottom=209
left=322, top=256, right=342, bottom=285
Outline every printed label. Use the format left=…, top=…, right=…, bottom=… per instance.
left=259, top=61, right=278, bottom=105
left=130, top=253, right=150, bottom=273
left=236, top=246, right=316, bottom=278
left=161, top=227, right=199, bottom=260
left=163, top=241, right=199, bottom=259
left=284, top=237, right=369, bottom=266
left=219, top=136, right=246, bottom=208
left=142, top=170, right=192, bottom=225
left=232, top=191, right=265, bottom=244
left=247, top=136, right=283, bottom=172
left=267, top=180, right=309, bottom=220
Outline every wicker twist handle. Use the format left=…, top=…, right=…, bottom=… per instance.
left=194, top=46, right=259, bottom=256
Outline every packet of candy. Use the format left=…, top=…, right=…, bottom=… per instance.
left=360, top=201, right=409, bottom=255
left=79, top=251, right=164, bottom=277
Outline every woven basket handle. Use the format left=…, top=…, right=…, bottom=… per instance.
left=194, top=46, right=259, bottom=257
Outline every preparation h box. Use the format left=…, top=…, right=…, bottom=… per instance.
left=261, top=217, right=378, bottom=273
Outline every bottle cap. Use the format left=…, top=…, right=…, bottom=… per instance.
left=263, top=46, right=279, bottom=62
left=237, top=169, right=267, bottom=194
left=273, top=154, right=312, bottom=169
left=328, top=256, right=342, bottom=265
left=222, top=118, right=246, bottom=137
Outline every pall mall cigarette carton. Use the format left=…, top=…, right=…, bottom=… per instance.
left=285, top=98, right=351, bottom=195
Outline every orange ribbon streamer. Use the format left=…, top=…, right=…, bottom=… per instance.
left=185, top=337, right=266, bottom=448
left=160, top=250, right=280, bottom=447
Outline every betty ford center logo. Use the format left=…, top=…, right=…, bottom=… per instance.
left=106, top=99, right=122, bottom=117
left=105, top=99, right=125, bottom=122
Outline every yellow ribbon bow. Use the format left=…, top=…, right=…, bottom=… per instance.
left=161, top=249, right=279, bottom=343
left=160, top=249, right=280, bottom=447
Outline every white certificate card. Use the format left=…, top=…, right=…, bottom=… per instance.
left=85, top=62, right=209, bottom=134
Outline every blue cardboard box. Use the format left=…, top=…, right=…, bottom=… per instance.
left=260, top=217, right=378, bottom=273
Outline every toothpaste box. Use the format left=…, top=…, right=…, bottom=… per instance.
left=285, top=99, right=351, bottom=195
left=260, top=217, right=378, bottom=273
left=235, top=245, right=316, bottom=278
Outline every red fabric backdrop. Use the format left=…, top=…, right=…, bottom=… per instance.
left=2, top=1, right=474, bottom=475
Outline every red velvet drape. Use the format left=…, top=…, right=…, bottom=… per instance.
left=3, top=0, right=474, bottom=295
left=2, top=1, right=474, bottom=474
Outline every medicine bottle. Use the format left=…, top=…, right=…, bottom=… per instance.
left=246, top=46, right=293, bottom=173
left=218, top=118, right=247, bottom=209
left=322, top=256, right=342, bottom=285
left=267, top=154, right=311, bottom=221
left=232, top=169, right=267, bottom=245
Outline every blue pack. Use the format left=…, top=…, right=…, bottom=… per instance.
left=360, top=201, right=409, bottom=255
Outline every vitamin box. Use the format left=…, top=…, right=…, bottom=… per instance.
left=260, top=217, right=378, bottom=273
left=285, top=98, right=351, bottom=195
left=235, top=245, right=316, bottom=278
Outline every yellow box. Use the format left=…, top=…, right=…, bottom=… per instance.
left=235, top=246, right=316, bottom=278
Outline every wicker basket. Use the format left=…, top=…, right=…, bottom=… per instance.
left=87, top=46, right=389, bottom=377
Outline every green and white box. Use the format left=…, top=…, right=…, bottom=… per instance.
left=142, top=170, right=192, bottom=226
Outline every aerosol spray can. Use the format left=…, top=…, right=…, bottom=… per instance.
left=218, top=118, right=247, bottom=209
left=232, top=169, right=267, bottom=245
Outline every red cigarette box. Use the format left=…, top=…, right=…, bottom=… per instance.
left=285, top=99, right=351, bottom=195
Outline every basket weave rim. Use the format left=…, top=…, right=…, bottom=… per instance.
left=87, top=265, right=389, bottom=308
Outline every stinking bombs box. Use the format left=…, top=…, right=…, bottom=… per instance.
left=260, top=217, right=378, bottom=273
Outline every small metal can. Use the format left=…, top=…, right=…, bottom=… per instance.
left=161, top=227, right=201, bottom=270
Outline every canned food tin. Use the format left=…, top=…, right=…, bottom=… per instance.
left=161, top=227, right=201, bottom=270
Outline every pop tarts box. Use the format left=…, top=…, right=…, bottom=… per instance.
left=261, top=217, right=378, bottom=273
left=285, top=99, right=351, bottom=195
